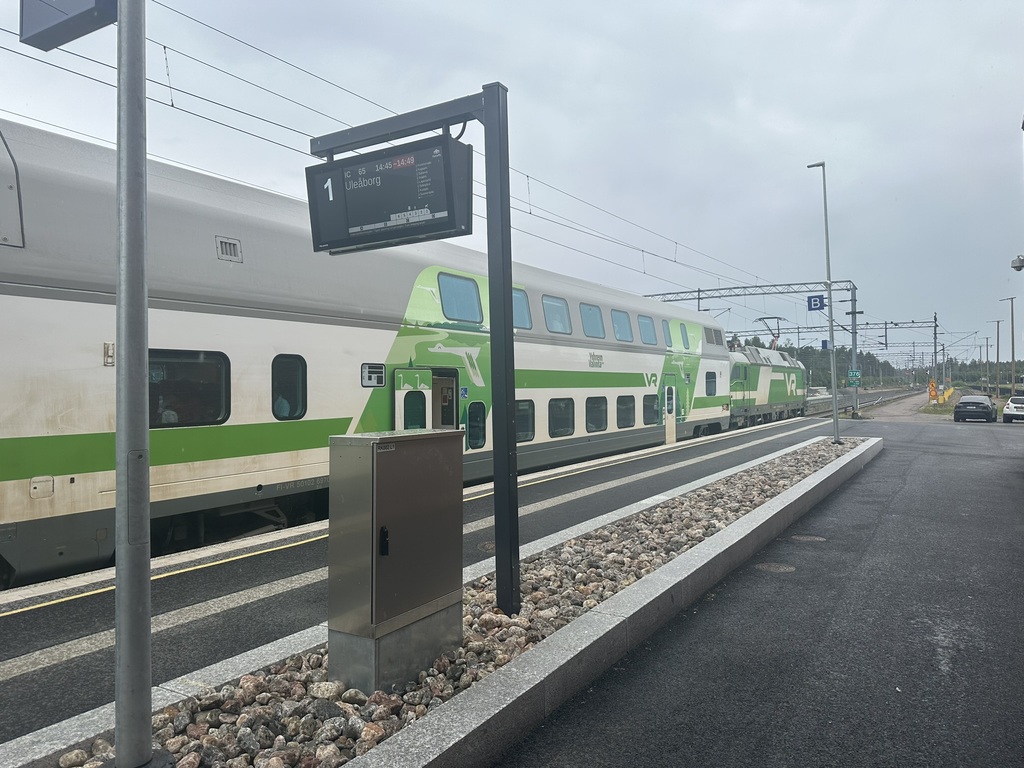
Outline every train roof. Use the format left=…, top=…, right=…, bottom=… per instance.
left=730, top=346, right=805, bottom=369
left=0, top=118, right=722, bottom=333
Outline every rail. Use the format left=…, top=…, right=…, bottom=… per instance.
left=804, top=388, right=922, bottom=416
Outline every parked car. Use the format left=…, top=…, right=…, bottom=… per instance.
left=953, top=395, right=997, bottom=422
left=1002, top=396, right=1024, bottom=423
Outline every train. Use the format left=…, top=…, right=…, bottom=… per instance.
left=0, top=118, right=806, bottom=588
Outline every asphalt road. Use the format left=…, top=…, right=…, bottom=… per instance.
left=491, top=396, right=1024, bottom=767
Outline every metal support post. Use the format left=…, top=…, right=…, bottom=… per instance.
left=991, top=319, right=999, bottom=397
left=483, top=83, right=520, bottom=615
left=848, top=286, right=860, bottom=415
left=1001, top=297, right=1016, bottom=397
left=309, top=84, right=520, bottom=615
left=114, top=0, right=155, bottom=765
left=807, top=161, right=841, bottom=444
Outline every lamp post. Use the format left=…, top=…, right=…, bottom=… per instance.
left=1001, top=297, right=1016, bottom=396
left=989, top=320, right=1002, bottom=396
left=985, top=337, right=990, bottom=394
left=807, top=160, right=841, bottom=443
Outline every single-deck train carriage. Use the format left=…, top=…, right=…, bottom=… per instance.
left=728, top=346, right=807, bottom=427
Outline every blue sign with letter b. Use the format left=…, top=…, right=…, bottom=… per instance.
left=807, top=295, right=826, bottom=312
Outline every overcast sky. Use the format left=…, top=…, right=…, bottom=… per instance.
left=3, top=0, right=1024, bottom=369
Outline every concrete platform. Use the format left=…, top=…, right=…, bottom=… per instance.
left=6, top=436, right=881, bottom=768
left=354, top=437, right=882, bottom=767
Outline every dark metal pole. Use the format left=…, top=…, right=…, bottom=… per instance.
left=483, top=83, right=520, bottom=615
left=849, top=286, right=859, bottom=415
left=1001, top=297, right=1016, bottom=397
left=115, top=0, right=153, bottom=764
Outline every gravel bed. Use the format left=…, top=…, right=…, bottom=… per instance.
left=57, top=437, right=861, bottom=768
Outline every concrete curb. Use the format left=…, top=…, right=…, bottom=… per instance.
left=351, top=437, right=883, bottom=767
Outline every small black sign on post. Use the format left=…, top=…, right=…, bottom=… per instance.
left=306, top=134, right=472, bottom=253
left=308, top=83, right=520, bottom=616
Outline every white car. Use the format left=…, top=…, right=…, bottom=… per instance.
left=1002, top=396, right=1024, bottom=423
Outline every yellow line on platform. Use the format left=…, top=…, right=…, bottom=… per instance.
left=0, top=533, right=328, bottom=618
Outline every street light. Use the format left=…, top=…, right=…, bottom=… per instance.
left=988, top=319, right=1002, bottom=395
left=807, top=160, right=841, bottom=443
left=1001, top=297, right=1016, bottom=396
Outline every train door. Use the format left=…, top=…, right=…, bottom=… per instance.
left=432, top=372, right=458, bottom=430
left=394, top=368, right=432, bottom=429
left=394, top=368, right=460, bottom=431
left=663, top=374, right=677, bottom=444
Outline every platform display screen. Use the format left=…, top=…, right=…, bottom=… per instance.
left=306, top=135, right=472, bottom=254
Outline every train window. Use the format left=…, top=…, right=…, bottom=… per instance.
left=515, top=400, right=535, bottom=442
left=548, top=398, right=575, bottom=437
left=713, top=329, right=725, bottom=346
left=542, top=295, right=573, bottom=335
left=617, top=396, right=636, bottom=428
left=704, top=327, right=715, bottom=345
left=438, top=273, right=483, bottom=324
left=403, top=391, right=427, bottom=429
left=272, top=355, right=306, bottom=421
left=149, top=349, right=229, bottom=428
left=580, top=303, right=606, bottom=339
left=467, top=401, right=486, bottom=449
left=679, top=323, right=691, bottom=350
left=611, top=310, right=633, bottom=342
left=586, top=397, right=608, bottom=433
left=706, top=372, right=717, bottom=397
left=662, top=320, right=673, bottom=348
left=642, top=394, right=659, bottom=425
left=638, top=315, right=657, bottom=345
left=512, top=288, right=533, bottom=330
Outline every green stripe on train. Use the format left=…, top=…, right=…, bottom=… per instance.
left=514, top=370, right=651, bottom=389
left=0, top=418, right=352, bottom=482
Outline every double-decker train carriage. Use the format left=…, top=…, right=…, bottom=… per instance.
left=0, top=119, right=793, bottom=588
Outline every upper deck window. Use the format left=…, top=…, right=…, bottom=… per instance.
left=662, top=320, right=673, bottom=348
left=512, top=288, right=533, bottom=330
left=438, top=273, right=483, bottom=324
left=580, top=303, right=606, bottom=339
left=542, top=295, right=573, bottom=334
left=638, top=315, right=657, bottom=345
left=611, top=310, right=633, bottom=342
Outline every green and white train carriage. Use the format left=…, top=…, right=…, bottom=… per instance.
left=0, top=118, right=732, bottom=588
left=728, top=346, right=807, bottom=427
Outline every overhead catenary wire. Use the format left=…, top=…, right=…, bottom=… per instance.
left=142, top=4, right=803, bottom=297
left=2, top=11, right=809, bottom=329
